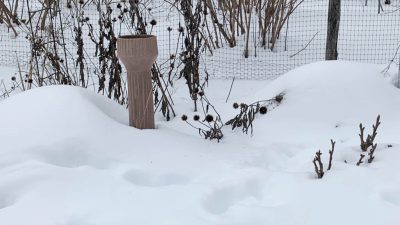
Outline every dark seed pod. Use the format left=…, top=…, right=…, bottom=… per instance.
left=193, top=115, right=200, bottom=121
left=205, top=114, right=214, bottom=122
left=260, top=106, right=267, bottom=114
left=275, top=94, right=283, bottom=103
left=181, top=115, right=188, bottom=121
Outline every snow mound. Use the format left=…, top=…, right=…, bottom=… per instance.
left=249, top=61, right=400, bottom=146
left=0, top=61, right=400, bottom=225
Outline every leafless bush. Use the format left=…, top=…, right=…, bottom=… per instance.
left=0, top=0, right=20, bottom=36
left=357, top=115, right=381, bottom=165
left=359, top=115, right=381, bottom=152
left=202, top=0, right=304, bottom=55
left=312, top=139, right=336, bottom=179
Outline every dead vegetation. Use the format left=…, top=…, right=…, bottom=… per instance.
left=357, top=115, right=381, bottom=165
left=312, top=139, right=335, bottom=179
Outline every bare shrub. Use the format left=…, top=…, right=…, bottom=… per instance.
left=312, top=139, right=336, bottom=179
left=357, top=115, right=381, bottom=165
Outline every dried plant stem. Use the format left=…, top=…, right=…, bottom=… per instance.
left=327, top=139, right=336, bottom=170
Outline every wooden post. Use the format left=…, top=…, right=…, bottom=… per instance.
left=325, top=0, right=341, bottom=60
left=117, top=35, right=158, bottom=129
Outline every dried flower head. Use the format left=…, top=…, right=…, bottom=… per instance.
left=275, top=94, right=283, bottom=103
left=181, top=115, right=188, bottom=121
left=193, top=115, right=200, bottom=121
left=233, top=103, right=239, bottom=109
left=205, top=114, right=214, bottom=122
left=259, top=106, right=267, bottom=114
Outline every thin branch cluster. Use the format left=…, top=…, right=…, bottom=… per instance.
left=312, top=139, right=336, bottom=179
left=182, top=90, right=224, bottom=142
left=225, top=94, right=284, bottom=135
left=357, top=115, right=381, bottom=165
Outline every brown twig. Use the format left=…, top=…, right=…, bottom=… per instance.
left=367, top=143, right=377, bottom=163
left=313, top=150, right=324, bottom=178
left=327, top=139, right=336, bottom=170
left=359, top=115, right=381, bottom=152
left=356, top=154, right=365, bottom=166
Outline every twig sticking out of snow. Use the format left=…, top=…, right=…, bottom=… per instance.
left=367, top=144, right=378, bottom=163
left=312, top=139, right=336, bottom=178
left=359, top=115, right=381, bottom=152
left=356, top=154, right=366, bottom=166
left=357, top=115, right=381, bottom=166
left=327, top=139, right=336, bottom=171
left=313, top=150, right=324, bottom=179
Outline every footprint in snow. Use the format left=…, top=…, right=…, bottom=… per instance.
left=34, top=139, right=109, bottom=169
left=124, top=169, right=190, bottom=187
left=202, top=178, right=264, bottom=215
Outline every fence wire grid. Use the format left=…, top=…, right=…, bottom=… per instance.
left=0, top=0, right=400, bottom=80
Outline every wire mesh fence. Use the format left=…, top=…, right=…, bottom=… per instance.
left=0, top=0, right=399, bottom=81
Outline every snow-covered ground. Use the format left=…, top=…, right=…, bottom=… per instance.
left=0, top=61, right=400, bottom=225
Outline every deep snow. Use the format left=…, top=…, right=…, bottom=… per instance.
left=0, top=61, right=400, bottom=225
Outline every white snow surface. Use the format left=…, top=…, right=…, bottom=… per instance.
left=1, top=61, right=400, bottom=225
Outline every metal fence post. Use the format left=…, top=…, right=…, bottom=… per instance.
left=326, top=0, right=341, bottom=60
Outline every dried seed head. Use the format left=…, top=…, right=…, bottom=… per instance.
left=11, top=76, right=16, bottom=81
left=275, top=94, right=283, bottom=103
left=150, top=19, right=157, bottom=26
left=181, top=115, right=188, bottom=121
left=193, top=115, right=200, bottom=121
left=260, top=106, right=267, bottom=114
left=233, top=103, right=239, bottom=109
left=205, top=114, right=214, bottom=122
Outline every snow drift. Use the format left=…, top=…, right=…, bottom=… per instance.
left=0, top=61, right=399, bottom=225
